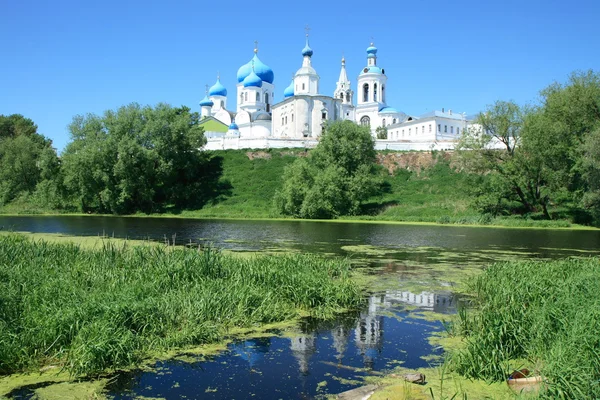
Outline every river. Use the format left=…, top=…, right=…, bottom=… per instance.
left=2, top=216, right=599, bottom=399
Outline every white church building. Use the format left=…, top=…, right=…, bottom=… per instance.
left=199, top=36, right=471, bottom=151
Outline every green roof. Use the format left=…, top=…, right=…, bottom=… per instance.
left=199, top=117, right=228, bottom=133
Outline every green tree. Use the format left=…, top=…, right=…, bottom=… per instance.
left=274, top=120, right=382, bottom=219
left=581, top=128, right=600, bottom=224
left=457, top=70, right=600, bottom=221
left=61, top=103, right=218, bottom=214
left=0, top=115, right=60, bottom=205
left=376, top=126, right=388, bottom=139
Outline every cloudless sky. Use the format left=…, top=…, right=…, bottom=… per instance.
left=1, top=0, right=598, bottom=152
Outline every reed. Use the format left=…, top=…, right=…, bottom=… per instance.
left=0, top=234, right=363, bottom=376
left=450, top=257, right=600, bottom=398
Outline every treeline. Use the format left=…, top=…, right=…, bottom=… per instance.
left=0, top=104, right=226, bottom=214
left=1, top=70, right=599, bottom=224
left=457, top=70, right=600, bottom=225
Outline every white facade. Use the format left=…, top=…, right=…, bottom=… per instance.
left=199, top=39, right=472, bottom=150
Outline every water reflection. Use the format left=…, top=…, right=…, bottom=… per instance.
left=101, top=290, right=448, bottom=400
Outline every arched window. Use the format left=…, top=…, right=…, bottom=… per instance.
left=256, top=92, right=260, bottom=102
left=374, top=84, right=378, bottom=102
left=340, top=93, right=344, bottom=100
left=220, top=100, right=224, bottom=108
left=245, top=92, right=248, bottom=101
left=265, top=93, right=269, bottom=104
left=346, top=93, right=350, bottom=102
left=392, top=118, right=396, bottom=124
left=363, top=83, right=369, bottom=102
left=360, top=116, right=370, bottom=126
left=382, top=85, right=385, bottom=102
left=240, top=93, right=244, bottom=104
left=382, top=118, right=386, bottom=126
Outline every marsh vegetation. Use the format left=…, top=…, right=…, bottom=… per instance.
left=449, top=258, right=600, bottom=399
left=0, top=233, right=363, bottom=376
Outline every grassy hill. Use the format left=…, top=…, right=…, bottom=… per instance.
left=178, top=150, right=300, bottom=219
left=179, top=149, right=478, bottom=222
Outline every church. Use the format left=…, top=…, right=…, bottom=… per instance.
left=199, top=35, right=469, bottom=151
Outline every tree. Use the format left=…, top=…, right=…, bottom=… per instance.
left=457, top=70, right=600, bottom=220
left=455, top=101, right=544, bottom=215
left=581, top=128, right=600, bottom=224
left=61, top=103, right=219, bottom=214
left=0, top=114, right=59, bottom=205
left=274, top=120, right=382, bottom=219
left=376, top=126, right=388, bottom=139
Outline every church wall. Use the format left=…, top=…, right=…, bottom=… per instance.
left=272, top=100, right=296, bottom=138
left=213, top=109, right=232, bottom=126
left=252, top=121, right=271, bottom=138
left=311, top=99, right=326, bottom=137
left=355, top=105, right=381, bottom=136
left=387, top=117, right=468, bottom=141
left=295, top=98, right=310, bottom=138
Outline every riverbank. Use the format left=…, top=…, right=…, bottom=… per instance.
left=0, top=211, right=596, bottom=231
left=1, top=149, right=593, bottom=230
left=0, top=233, right=364, bottom=379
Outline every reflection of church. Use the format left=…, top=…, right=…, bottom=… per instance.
left=290, top=334, right=317, bottom=375
left=385, top=290, right=455, bottom=313
left=354, top=295, right=384, bottom=368
left=199, top=33, right=469, bottom=151
left=287, top=289, right=455, bottom=374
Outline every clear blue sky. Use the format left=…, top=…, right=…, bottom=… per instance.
left=1, top=0, right=598, bottom=152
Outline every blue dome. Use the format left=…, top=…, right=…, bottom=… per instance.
left=359, top=66, right=384, bottom=75
left=243, top=70, right=263, bottom=88
left=283, top=81, right=294, bottom=98
left=209, top=78, right=227, bottom=97
left=379, top=107, right=398, bottom=113
left=237, top=54, right=274, bottom=84
left=229, top=122, right=239, bottom=130
left=199, top=95, right=213, bottom=107
left=301, top=41, right=313, bottom=57
left=366, top=44, right=378, bottom=55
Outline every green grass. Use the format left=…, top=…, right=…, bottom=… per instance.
left=358, top=162, right=478, bottom=222
left=0, top=233, right=363, bottom=376
left=175, top=149, right=300, bottom=218
left=449, top=257, right=600, bottom=399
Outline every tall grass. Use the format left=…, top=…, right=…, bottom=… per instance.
left=0, top=234, right=362, bottom=376
left=450, top=258, right=600, bottom=398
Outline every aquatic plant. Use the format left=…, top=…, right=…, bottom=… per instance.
left=0, top=234, right=362, bottom=376
left=450, top=257, right=600, bottom=398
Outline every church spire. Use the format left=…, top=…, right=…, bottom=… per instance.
left=334, top=55, right=353, bottom=105
left=338, top=56, right=349, bottom=86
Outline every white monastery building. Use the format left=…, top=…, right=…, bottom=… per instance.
left=199, top=35, right=471, bottom=151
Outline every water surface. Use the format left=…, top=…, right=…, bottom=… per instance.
left=2, top=216, right=599, bottom=399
